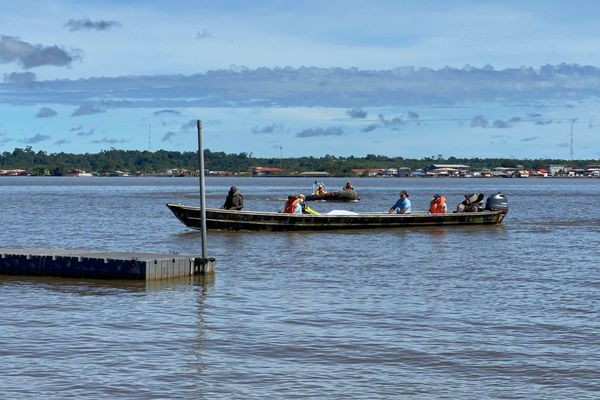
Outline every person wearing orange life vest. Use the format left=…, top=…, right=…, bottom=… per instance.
left=315, top=184, right=326, bottom=196
left=283, top=194, right=303, bottom=214
left=429, top=193, right=447, bottom=214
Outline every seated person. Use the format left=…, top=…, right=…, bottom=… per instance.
left=456, top=193, right=484, bottom=212
left=222, top=186, right=244, bottom=210
left=388, top=190, right=412, bottom=214
left=299, top=194, right=319, bottom=214
left=315, top=184, right=326, bottom=196
left=429, top=193, right=447, bottom=214
left=283, top=194, right=303, bottom=214
left=342, top=181, right=353, bottom=191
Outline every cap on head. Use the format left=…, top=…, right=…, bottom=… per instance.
left=433, top=193, right=441, bottom=199
left=465, top=193, right=478, bottom=202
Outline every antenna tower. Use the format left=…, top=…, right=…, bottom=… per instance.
left=570, top=120, right=574, bottom=160
left=148, top=123, right=152, bottom=151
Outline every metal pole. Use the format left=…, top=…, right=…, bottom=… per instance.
left=197, top=120, right=208, bottom=259
left=570, top=120, right=574, bottom=161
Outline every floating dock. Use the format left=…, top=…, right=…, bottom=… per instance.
left=0, top=248, right=215, bottom=280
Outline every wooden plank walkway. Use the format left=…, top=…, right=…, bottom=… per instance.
left=0, top=248, right=215, bottom=280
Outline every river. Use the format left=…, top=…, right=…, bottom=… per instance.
left=1, top=176, right=599, bottom=399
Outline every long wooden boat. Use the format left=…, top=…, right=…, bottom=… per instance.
left=166, top=203, right=507, bottom=231
left=304, top=190, right=359, bottom=202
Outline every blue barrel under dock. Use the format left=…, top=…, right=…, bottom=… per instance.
left=0, top=248, right=215, bottom=280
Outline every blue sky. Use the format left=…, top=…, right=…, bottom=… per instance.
left=1, top=0, right=599, bottom=158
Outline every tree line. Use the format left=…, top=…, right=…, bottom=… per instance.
left=0, top=146, right=596, bottom=176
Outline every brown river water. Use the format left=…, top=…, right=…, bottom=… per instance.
left=1, top=176, right=599, bottom=399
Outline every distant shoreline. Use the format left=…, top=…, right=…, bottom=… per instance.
left=2, top=175, right=599, bottom=179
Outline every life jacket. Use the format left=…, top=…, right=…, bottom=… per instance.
left=315, top=187, right=325, bottom=195
left=429, top=196, right=446, bottom=213
left=284, top=198, right=302, bottom=213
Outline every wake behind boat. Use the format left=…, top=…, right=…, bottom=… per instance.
left=166, top=193, right=508, bottom=231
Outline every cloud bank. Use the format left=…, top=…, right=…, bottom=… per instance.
left=347, top=108, right=367, bottom=118
left=64, top=19, right=122, bottom=32
left=3, top=64, right=600, bottom=107
left=3, top=71, right=36, bottom=84
left=71, top=104, right=104, bottom=116
left=196, top=29, right=212, bottom=40
left=162, top=131, right=176, bottom=141
left=296, top=126, right=344, bottom=137
left=252, top=124, right=280, bottom=134
left=24, top=133, right=51, bottom=144
left=90, top=137, right=127, bottom=144
left=35, top=107, right=58, bottom=118
left=0, top=35, right=79, bottom=69
left=153, top=109, right=181, bottom=116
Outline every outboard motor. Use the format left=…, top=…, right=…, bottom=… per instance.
left=485, top=193, right=508, bottom=214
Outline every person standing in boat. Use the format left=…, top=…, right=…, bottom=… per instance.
left=429, top=193, right=447, bottom=214
left=222, top=186, right=244, bottom=210
left=388, top=190, right=412, bottom=214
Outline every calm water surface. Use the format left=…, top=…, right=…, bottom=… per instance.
left=1, top=177, right=599, bottom=399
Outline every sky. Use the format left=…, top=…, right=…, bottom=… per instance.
left=1, top=0, right=600, bottom=159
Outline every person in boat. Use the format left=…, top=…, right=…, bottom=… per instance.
left=315, top=184, right=326, bottom=196
left=222, top=186, right=244, bottom=210
left=456, top=193, right=484, bottom=212
left=388, top=190, right=412, bottom=214
left=429, top=193, right=447, bottom=214
left=299, top=194, right=319, bottom=215
left=284, top=194, right=303, bottom=214
left=342, top=181, right=353, bottom=191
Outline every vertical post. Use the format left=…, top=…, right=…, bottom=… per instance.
left=279, top=145, right=283, bottom=170
left=197, top=120, right=208, bottom=259
left=570, top=119, right=574, bottom=161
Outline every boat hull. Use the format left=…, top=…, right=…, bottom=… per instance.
left=166, top=203, right=506, bottom=231
left=304, top=190, right=359, bottom=202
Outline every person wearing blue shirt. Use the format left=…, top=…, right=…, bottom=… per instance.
left=388, top=190, right=412, bottom=214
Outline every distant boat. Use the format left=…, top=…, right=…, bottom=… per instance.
left=304, top=181, right=359, bottom=202
left=166, top=203, right=507, bottom=232
left=304, top=190, right=359, bottom=202
left=70, top=170, right=92, bottom=177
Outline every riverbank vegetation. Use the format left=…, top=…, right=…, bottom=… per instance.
left=0, top=146, right=597, bottom=176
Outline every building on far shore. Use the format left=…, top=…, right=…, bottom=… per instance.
left=291, top=171, right=331, bottom=178
left=0, top=168, right=28, bottom=176
left=586, top=165, right=600, bottom=176
left=425, top=164, right=470, bottom=177
left=351, top=168, right=384, bottom=177
left=397, top=167, right=412, bottom=177
left=548, top=164, right=565, bottom=176
left=251, top=166, right=283, bottom=176
left=351, top=167, right=412, bottom=177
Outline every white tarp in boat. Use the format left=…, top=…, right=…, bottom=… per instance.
left=326, top=210, right=359, bottom=215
